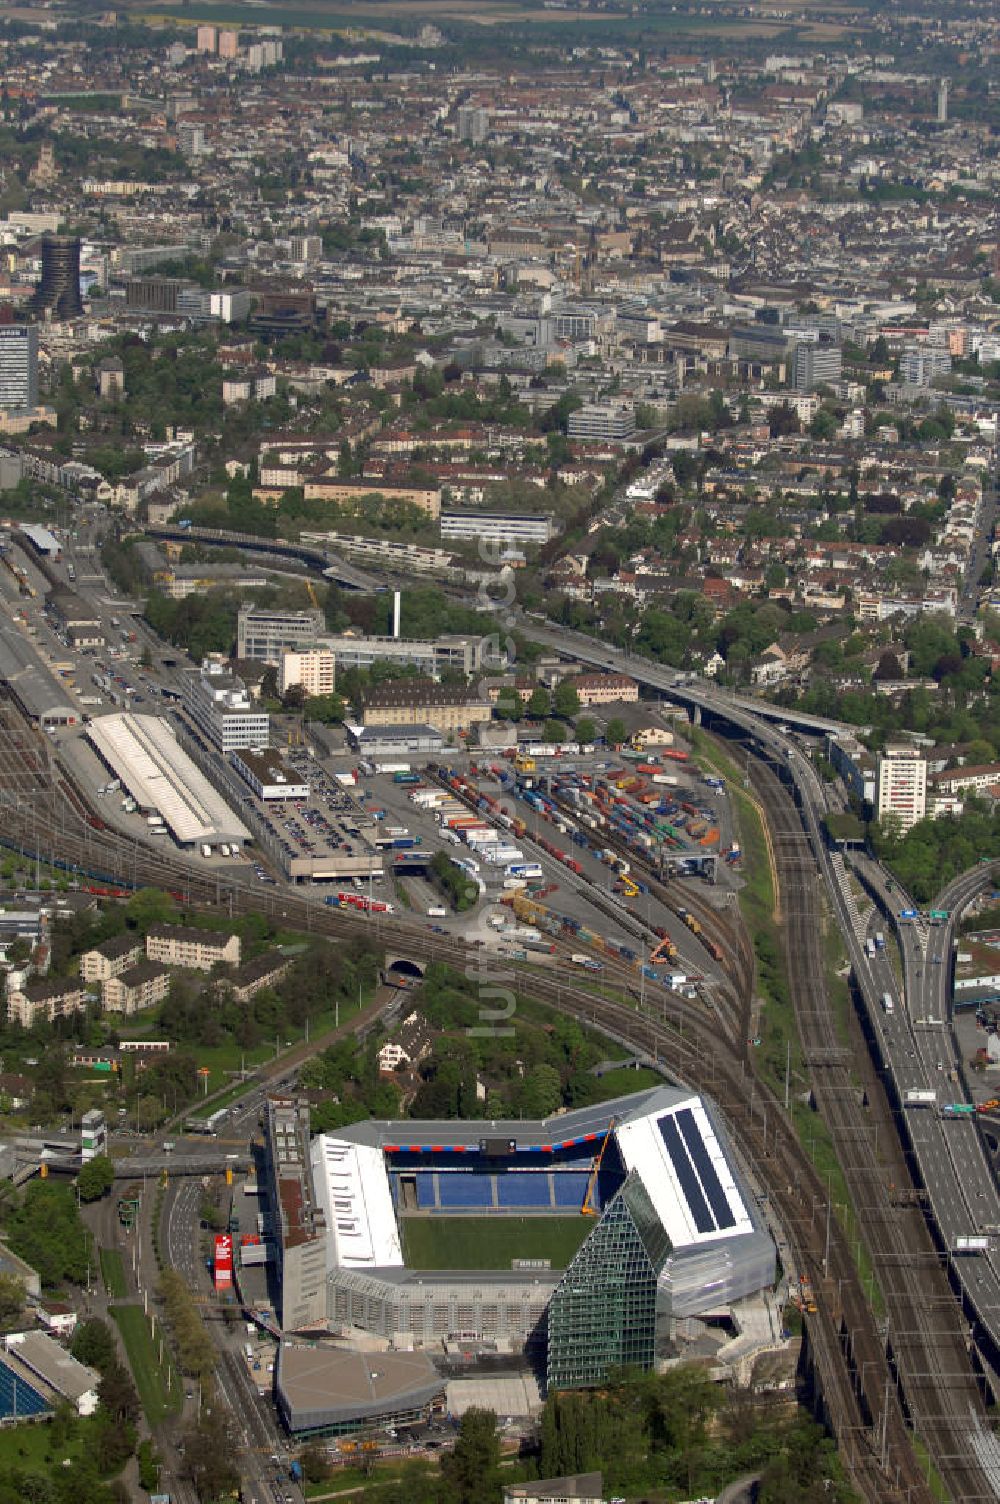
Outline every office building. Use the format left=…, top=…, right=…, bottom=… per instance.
left=0, top=325, right=38, bottom=412
left=266, top=1097, right=329, bottom=1331
left=876, top=743, right=927, bottom=832
left=566, top=404, right=637, bottom=441
left=183, top=661, right=270, bottom=752
left=237, top=606, right=325, bottom=664
left=278, top=647, right=335, bottom=698
left=792, top=340, right=842, bottom=392
left=319, top=634, right=482, bottom=678
left=360, top=679, right=492, bottom=733
left=33, top=236, right=84, bottom=320
left=230, top=749, right=310, bottom=802
left=440, top=511, right=554, bottom=546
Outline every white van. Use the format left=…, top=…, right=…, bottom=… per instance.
left=427, top=906, right=447, bottom=918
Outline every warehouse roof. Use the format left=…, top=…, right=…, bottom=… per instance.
left=0, top=624, right=77, bottom=726
left=86, top=713, right=250, bottom=847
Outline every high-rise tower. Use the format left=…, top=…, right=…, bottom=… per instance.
left=937, top=78, right=949, bottom=123
left=33, top=235, right=83, bottom=320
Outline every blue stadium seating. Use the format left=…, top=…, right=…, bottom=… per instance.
left=414, top=1173, right=437, bottom=1210
left=552, top=1172, right=593, bottom=1209
left=437, top=1174, right=493, bottom=1209
left=496, top=1174, right=551, bottom=1208
left=0, top=1358, right=49, bottom=1420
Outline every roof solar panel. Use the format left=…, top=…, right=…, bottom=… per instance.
left=676, top=1107, right=736, bottom=1230
left=657, top=1113, right=713, bottom=1235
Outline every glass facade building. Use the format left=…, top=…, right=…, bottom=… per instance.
left=546, top=1172, right=672, bottom=1390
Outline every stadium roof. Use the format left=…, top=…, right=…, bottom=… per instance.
left=616, top=1094, right=753, bottom=1248
left=86, top=712, right=250, bottom=846
left=329, top=1086, right=755, bottom=1263
left=335, top=1092, right=648, bottom=1154
left=311, top=1137, right=403, bottom=1272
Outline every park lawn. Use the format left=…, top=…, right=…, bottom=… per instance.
left=99, top=1247, right=128, bottom=1300
left=400, top=1215, right=589, bottom=1271
left=0, top=1410, right=104, bottom=1471
left=110, top=1304, right=181, bottom=1425
left=586, top=1065, right=663, bottom=1101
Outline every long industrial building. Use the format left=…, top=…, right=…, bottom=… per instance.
left=86, top=712, right=250, bottom=849
left=269, top=1087, right=775, bottom=1435
left=0, top=624, right=78, bottom=728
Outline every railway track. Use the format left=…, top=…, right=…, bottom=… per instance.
left=748, top=754, right=995, bottom=1503
left=0, top=695, right=936, bottom=1499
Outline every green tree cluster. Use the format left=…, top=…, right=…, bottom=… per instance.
left=4, top=1181, right=90, bottom=1288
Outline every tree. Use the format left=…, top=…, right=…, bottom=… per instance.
left=98, top=1359, right=139, bottom=1427
left=553, top=679, right=581, bottom=718
left=543, top=718, right=565, bottom=744
left=575, top=716, right=596, bottom=745
left=72, top=1317, right=117, bottom=1372
left=440, top=1408, right=501, bottom=1504
left=527, top=686, right=551, bottom=719
left=605, top=716, right=627, bottom=747
left=0, top=1273, right=25, bottom=1328
left=299, top=1441, right=330, bottom=1485
left=809, top=408, right=838, bottom=441
left=77, top=1154, right=115, bottom=1202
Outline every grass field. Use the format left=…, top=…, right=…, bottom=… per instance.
left=110, top=1304, right=181, bottom=1426
left=400, top=1215, right=590, bottom=1270
left=99, top=1247, right=128, bottom=1300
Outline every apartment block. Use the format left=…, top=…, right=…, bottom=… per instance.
left=278, top=648, right=335, bottom=698
left=79, top=933, right=144, bottom=984
left=876, top=743, right=927, bottom=832
left=102, top=961, right=172, bottom=1016
left=145, top=924, right=241, bottom=972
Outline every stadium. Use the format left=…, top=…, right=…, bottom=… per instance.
left=272, top=1086, right=775, bottom=1434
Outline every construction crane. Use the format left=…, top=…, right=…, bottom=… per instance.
left=305, top=579, right=319, bottom=607
left=581, top=1116, right=616, bottom=1216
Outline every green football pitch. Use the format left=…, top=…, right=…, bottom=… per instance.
left=400, top=1215, right=591, bottom=1270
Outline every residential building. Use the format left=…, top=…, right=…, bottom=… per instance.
left=102, top=961, right=172, bottom=1015
left=503, top=1477, right=604, bottom=1504
left=570, top=673, right=639, bottom=707
left=278, top=647, right=335, bottom=698
left=457, top=105, right=489, bottom=143
left=876, top=743, right=927, bottom=832
left=301, top=478, right=441, bottom=520
left=218, top=28, right=238, bottom=57
left=183, top=661, right=269, bottom=752
left=360, top=679, right=492, bottom=734
left=196, top=23, right=217, bottom=50
left=145, top=924, right=241, bottom=972
left=566, top=405, right=636, bottom=441
left=0, top=326, right=39, bottom=412
left=6, top=980, right=86, bottom=1028
left=226, top=952, right=293, bottom=1003
left=79, top=933, right=144, bottom=984
left=927, top=763, right=1000, bottom=798
left=237, top=606, right=325, bottom=664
